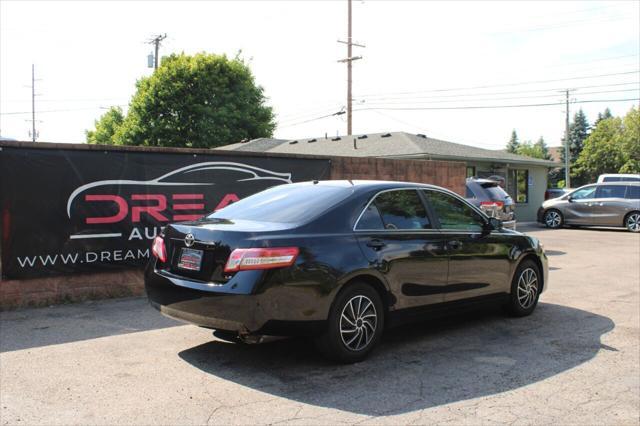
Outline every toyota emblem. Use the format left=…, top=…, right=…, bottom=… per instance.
left=184, top=233, right=195, bottom=247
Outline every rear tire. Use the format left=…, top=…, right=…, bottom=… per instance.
left=625, top=212, right=640, bottom=233
left=315, top=282, right=384, bottom=364
left=543, top=209, right=563, bottom=229
left=506, top=260, right=541, bottom=317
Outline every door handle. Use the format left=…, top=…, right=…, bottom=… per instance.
left=447, top=240, right=463, bottom=250
left=366, top=239, right=386, bottom=250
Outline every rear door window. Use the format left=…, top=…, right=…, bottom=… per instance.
left=359, top=190, right=431, bottom=230
left=625, top=186, right=640, bottom=199
left=356, top=203, right=385, bottom=230
left=425, top=190, right=485, bottom=232
left=596, top=185, right=627, bottom=198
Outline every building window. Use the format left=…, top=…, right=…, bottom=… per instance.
left=466, top=166, right=476, bottom=178
left=508, top=169, right=529, bottom=204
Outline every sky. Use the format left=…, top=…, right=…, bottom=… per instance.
left=1, top=0, right=639, bottom=150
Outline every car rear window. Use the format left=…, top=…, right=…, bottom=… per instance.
left=483, top=185, right=511, bottom=201
left=207, top=184, right=352, bottom=223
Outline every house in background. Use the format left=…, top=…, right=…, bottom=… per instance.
left=218, top=132, right=557, bottom=222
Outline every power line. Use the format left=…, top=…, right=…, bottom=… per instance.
left=356, top=70, right=640, bottom=98
left=360, top=87, right=640, bottom=106
left=352, top=97, right=639, bottom=112
left=357, top=81, right=640, bottom=102
left=1, top=105, right=127, bottom=116
left=278, top=109, right=345, bottom=129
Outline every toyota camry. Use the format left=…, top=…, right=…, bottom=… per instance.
left=145, top=180, right=548, bottom=363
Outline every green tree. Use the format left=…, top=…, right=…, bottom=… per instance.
left=85, top=106, right=124, bottom=145
left=114, top=52, right=275, bottom=148
left=619, top=107, right=640, bottom=173
left=517, top=137, right=551, bottom=160
left=506, top=129, right=520, bottom=153
left=573, top=116, right=625, bottom=183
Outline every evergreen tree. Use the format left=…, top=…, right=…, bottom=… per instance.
left=594, top=108, right=613, bottom=126
left=506, top=129, right=520, bottom=153
left=560, top=109, right=591, bottom=186
left=534, top=136, right=552, bottom=160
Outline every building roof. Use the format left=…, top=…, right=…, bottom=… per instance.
left=218, top=132, right=557, bottom=167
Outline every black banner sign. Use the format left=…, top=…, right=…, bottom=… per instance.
left=0, top=146, right=330, bottom=279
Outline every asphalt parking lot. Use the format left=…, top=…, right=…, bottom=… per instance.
left=1, top=225, right=639, bottom=425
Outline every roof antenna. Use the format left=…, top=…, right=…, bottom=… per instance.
left=348, top=179, right=354, bottom=186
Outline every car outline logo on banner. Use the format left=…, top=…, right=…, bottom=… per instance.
left=66, top=161, right=293, bottom=218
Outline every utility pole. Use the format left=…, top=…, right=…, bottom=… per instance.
left=338, top=0, right=364, bottom=135
left=26, top=64, right=41, bottom=142
left=563, top=89, right=573, bottom=188
left=31, top=64, right=36, bottom=142
left=148, top=34, right=167, bottom=70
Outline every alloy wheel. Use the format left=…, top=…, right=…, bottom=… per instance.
left=339, top=295, right=377, bottom=351
left=545, top=211, right=561, bottom=228
left=627, top=213, right=640, bottom=232
left=517, top=268, right=539, bottom=309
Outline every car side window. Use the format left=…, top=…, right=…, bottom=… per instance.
left=355, top=203, right=385, bottom=230
left=626, top=186, right=640, bottom=199
left=571, top=186, right=596, bottom=200
left=596, top=185, right=627, bottom=198
left=363, top=190, right=431, bottom=230
left=425, top=190, right=485, bottom=232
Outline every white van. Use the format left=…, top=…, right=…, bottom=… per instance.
left=597, top=174, right=640, bottom=183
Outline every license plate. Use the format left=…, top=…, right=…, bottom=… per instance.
left=177, top=248, right=203, bottom=271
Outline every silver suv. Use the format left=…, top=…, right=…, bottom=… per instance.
left=538, top=182, right=640, bottom=232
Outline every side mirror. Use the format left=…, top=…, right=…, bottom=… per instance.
left=487, top=217, right=503, bottom=231
left=567, top=195, right=574, bottom=202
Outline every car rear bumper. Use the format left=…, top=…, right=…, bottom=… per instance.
left=144, top=262, right=327, bottom=336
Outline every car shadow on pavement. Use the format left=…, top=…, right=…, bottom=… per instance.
left=0, top=297, right=180, bottom=352
left=179, top=302, right=614, bottom=415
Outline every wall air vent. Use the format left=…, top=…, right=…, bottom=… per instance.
left=381, top=133, right=392, bottom=138
left=357, top=135, right=368, bottom=139
left=331, top=137, right=341, bottom=141
left=416, top=134, right=427, bottom=138
left=308, top=139, right=317, bottom=143
left=289, top=140, right=298, bottom=144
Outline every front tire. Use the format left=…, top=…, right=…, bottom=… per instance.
left=315, top=282, right=384, bottom=363
left=543, top=209, right=563, bottom=229
left=625, top=212, right=640, bottom=233
left=506, top=260, right=541, bottom=317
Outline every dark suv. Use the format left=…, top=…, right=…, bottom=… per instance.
left=465, top=178, right=516, bottom=229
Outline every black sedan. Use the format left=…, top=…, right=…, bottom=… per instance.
left=146, top=180, right=548, bottom=363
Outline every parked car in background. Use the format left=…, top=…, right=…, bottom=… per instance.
left=545, top=188, right=570, bottom=200
left=465, top=177, right=516, bottom=229
left=597, top=173, right=640, bottom=183
left=146, top=180, right=548, bottom=363
left=538, top=182, right=640, bottom=232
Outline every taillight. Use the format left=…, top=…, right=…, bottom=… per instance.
left=152, top=236, right=167, bottom=262
left=224, top=247, right=299, bottom=273
left=480, top=201, right=504, bottom=209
